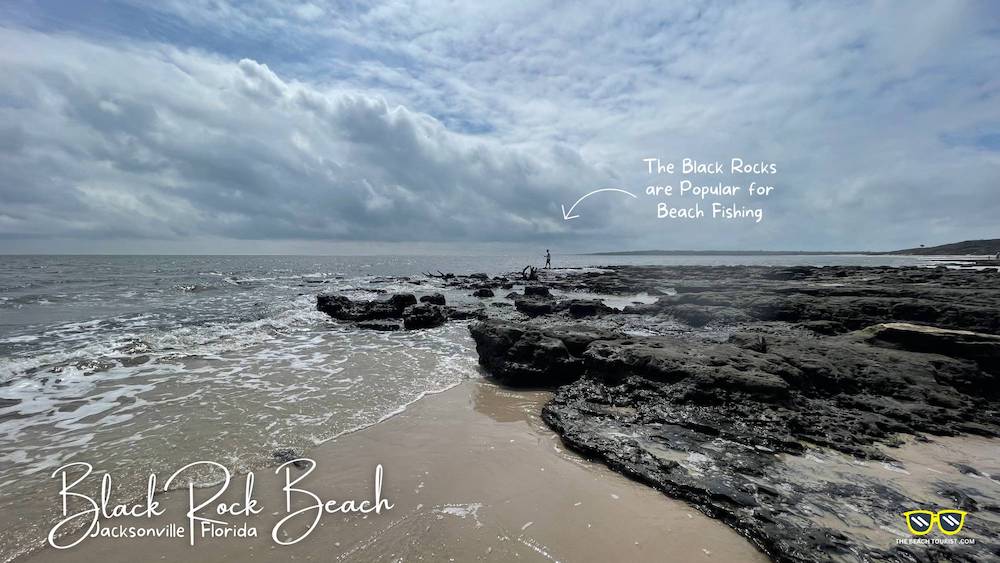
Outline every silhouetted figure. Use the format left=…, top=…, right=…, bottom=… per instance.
left=544, top=249, right=551, bottom=269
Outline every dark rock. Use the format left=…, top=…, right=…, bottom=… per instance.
left=419, top=293, right=446, bottom=305
left=797, top=320, right=845, bottom=335
left=731, top=333, right=768, bottom=353
left=470, top=320, right=579, bottom=385
left=952, top=463, right=983, bottom=476
left=554, top=299, right=613, bottom=318
left=316, top=294, right=354, bottom=318
left=859, top=322, right=1000, bottom=377
left=750, top=293, right=1000, bottom=334
left=469, top=320, right=617, bottom=386
left=272, top=449, right=309, bottom=469
left=540, top=264, right=1000, bottom=335
left=472, top=288, right=495, bottom=298
left=402, top=303, right=446, bottom=330
left=524, top=285, right=551, bottom=297
left=469, top=272, right=489, bottom=280
left=389, top=293, right=418, bottom=310
left=317, top=293, right=416, bottom=321
left=664, top=303, right=749, bottom=327
left=761, top=266, right=813, bottom=280
left=514, top=296, right=555, bottom=317
left=465, top=265, right=1000, bottom=563
left=445, top=305, right=488, bottom=321
left=356, top=320, right=403, bottom=331
left=541, top=329, right=1000, bottom=561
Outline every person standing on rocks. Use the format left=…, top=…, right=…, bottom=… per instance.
left=544, top=249, right=552, bottom=269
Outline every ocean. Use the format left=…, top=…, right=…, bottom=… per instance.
left=0, top=253, right=929, bottom=561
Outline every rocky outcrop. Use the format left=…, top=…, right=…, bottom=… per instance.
left=555, top=330, right=995, bottom=455
left=859, top=322, right=1000, bottom=380
left=472, top=288, right=495, bottom=298
left=554, top=265, right=1000, bottom=333
left=356, top=320, right=403, bottom=331
left=402, top=303, right=446, bottom=330
left=317, top=293, right=416, bottom=322
left=420, top=271, right=515, bottom=292
left=419, top=293, right=446, bottom=305
left=541, top=328, right=1000, bottom=561
left=444, top=305, right=488, bottom=321
left=524, top=285, right=551, bottom=297
left=317, top=292, right=452, bottom=331
left=468, top=265, right=1000, bottom=562
left=469, top=320, right=618, bottom=386
left=627, top=301, right=748, bottom=327
left=555, top=299, right=613, bottom=318
left=513, top=295, right=555, bottom=317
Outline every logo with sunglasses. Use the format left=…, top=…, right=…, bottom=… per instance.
left=903, top=510, right=967, bottom=536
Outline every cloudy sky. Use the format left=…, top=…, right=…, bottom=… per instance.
left=1, top=1, right=998, bottom=253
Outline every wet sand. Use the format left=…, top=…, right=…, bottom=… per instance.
left=21, top=380, right=768, bottom=562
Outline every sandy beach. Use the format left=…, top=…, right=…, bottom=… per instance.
left=22, top=380, right=767, bottom=562
left=3, top=262, right=999, bottom=562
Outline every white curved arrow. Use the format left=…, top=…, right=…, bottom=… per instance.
left=561, top=188, right=637, bottom=220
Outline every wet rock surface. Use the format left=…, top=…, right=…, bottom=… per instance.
left=356, top=320, right=403, bottom=331
left=444, top=304, right=488, bottom=321
left=470, top=320, right=620, bottom=386
left=316, top=270, right=527, bottom=330
left=316, top=292, right=416, bottom=322
left=316, top=291, right=457, bottom=330
left=513, top=295, right=555, bottom=317
left=402, top=302, right=446, bottom=330
left=582, top=265, right=1000, bottom=334
left=419, top=292, right=446, bottom=305
left=468, top=265, right=1000, bottom=562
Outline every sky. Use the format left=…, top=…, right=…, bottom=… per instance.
left=0, top=0, right=998, bottom=254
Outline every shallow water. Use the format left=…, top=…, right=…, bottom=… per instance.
left=777, top=435, right=1000, bottom=552
left=0, top=253, right=933, bottom=561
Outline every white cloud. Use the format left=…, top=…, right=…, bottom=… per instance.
left=0, top=28, right=613, bottom=248
left=1, top=1, right=999, bottom=252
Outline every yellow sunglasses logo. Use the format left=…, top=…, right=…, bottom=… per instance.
left=903, top=510, right=967, bottom=535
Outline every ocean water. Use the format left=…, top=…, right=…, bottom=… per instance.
left=0, top=253, right=929, bottom=561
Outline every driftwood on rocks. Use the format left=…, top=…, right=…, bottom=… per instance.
left=422, top=270, right=455, bottom=280
left=521, top=266, right=538, bottom=281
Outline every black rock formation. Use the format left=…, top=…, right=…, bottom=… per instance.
left=469, top=265, right=1000, bottom=562
left=317, top=292, right=416, bottom=321
left=402, top=303, right=447, bottom=330
left=419, top=293, right=446, bottom=305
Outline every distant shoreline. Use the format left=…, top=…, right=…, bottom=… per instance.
left=585, top=250, right=878, bottom=256
left=587, top=238, right=1000, bottom=256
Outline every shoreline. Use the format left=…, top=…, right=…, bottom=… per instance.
left=7, top=262, right=999, bottom=562
left=20, top=380, right=768, bottom=563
